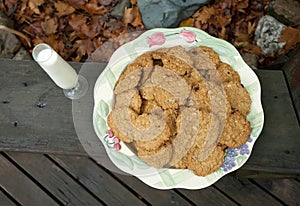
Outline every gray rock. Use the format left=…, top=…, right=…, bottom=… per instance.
left=13, top=47, right=32, bottom=60
left=111, top=0, right=131, bottom=19
left=254, top=15, right=286, bottom=56
left=241, top=52, right=259, bottom=69
left=273, top=0, right=300, bottom=25
left=137, top=0, right=209, bottom=29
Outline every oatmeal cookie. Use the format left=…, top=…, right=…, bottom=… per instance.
left=224, top=81, right=252, bottom=115
left=219, top=112, right=251, bottom=148
left=205, top=62, right=241, bottom=83
left=187, top=145, right=225, bottom=176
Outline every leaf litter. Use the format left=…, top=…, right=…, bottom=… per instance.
left=1, top=0, right=299, bottom=67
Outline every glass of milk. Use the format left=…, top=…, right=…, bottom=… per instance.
left=32, top=43, right=88, bottom=99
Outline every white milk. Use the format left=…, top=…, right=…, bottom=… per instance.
left=36, top=47, right=78, bottom=89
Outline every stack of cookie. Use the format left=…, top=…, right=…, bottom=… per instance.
left=108, top=45, right=251, bottom=176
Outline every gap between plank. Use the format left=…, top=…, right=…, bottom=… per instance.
left=211, top=184, right=241, bottom=205
left=1, top=152, right=63, bottom=205
left=249, top=179, right=287, bottom=205
left=282, top=70, right=300, bottom=126
left=44, top=154, right=107, bottom=206
left=172, top=189, right=199, bottom=206
left=0, top=184, right=21, bottom=206
left=89, top=157, right=152, bottom=206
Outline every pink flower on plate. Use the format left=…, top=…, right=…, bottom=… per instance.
left=179, top=30, right=196, bottom=43
left=147, top=32, right=166, bottom=47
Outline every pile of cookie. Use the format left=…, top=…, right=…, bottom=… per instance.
left=108, top=45, right=251, bottom=176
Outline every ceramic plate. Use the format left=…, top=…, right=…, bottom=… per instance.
left=93, top=27, right=264, bottom=190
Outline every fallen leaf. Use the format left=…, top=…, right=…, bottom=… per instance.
left=123, top=7, right=134, bottom=25
left=65, top=0, right=85, bottom=9
left=4, top=0, right=18, bottom=10
left=28, top=0, right=44, bottom=14
left=279, top=26, right=300, bottom=52
left=73, top=39, right=95, bottom=61
left=193, top=6, right=215, bottom=24
left=54, top=2, right=76, bottom=18
left=131, top=6, right=143, bottom=27
left=68, top=14, right=87, bottom=32
left=41, top=18, right=58, bottom=35
left=180, top=18, right=194, bottom=27
left=122, top=5, right=143, bottom=27
left=82, top=0, right=105, bottom=15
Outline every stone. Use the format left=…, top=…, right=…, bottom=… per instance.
left=137, top=0, right=209, bottom=29
left=254, top=15, right=286, bottom=56
left=241, top=52, right=259, bottom=69
left=13, top=47, right=32, bottom=60
left=111, top=0, right=131, bottom=19
left=273, top=0, right=300, bottom=25
left=0, top=11, right=21, bottom=58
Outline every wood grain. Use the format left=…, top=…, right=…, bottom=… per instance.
left=6, top=152, right=103, bottom=205
left=254, top=178, right=300, bottom=205
left=113, top=173, right=193, bottom=206
left=0, top=189, right=17, bottom=206
left=214, top=175, right=282, bottom=205
left=49, top=155, right=146, bottom=206
left=177, top=186, right=237, bottom=205
left=0, top=154, right=58, bottom=206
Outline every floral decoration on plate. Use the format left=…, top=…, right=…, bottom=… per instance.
left=93, top=27, right=264, bottom=190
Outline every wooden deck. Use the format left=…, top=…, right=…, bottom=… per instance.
left=0, top=59, right=299, bottom=205
left=0, top=152, right=299, bottom=205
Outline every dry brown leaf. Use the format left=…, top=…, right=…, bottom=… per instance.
left=131, top=6, right=143, bottom=27
left=131, top=0, right=138, bottom=5
left=4, top=0, right=17, bottom=9
left=28, top=0, right=44, bottom=14
left=244, top=43, right=261, bottom=55
left=123, top=7, right=134, bottom=25
left=68, top=14, right=87, bottom=31
left=54, top=2, right=76, bottom=17
left=65, top=0, right=85, bottom=9
left=193, top=6, right=215, bottom=24
left=180, top=18, right=194, bottom=27
left=83, top=0, right=105, bottom=15
left=279, top=26, right=300, bottom=52
left=41, top=18, right=58, bottom=35
left=73, top=39, right=95, bottom=61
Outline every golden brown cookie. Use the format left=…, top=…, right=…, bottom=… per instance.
left=187, top=145, right=225, bottom=176
left=134, top=110, right=176, bottom=151
left=137, top=142, right=172, bottom=168
left=140, top=87, right=179, bottom=110
left=188, top=46, right=220, bottom=69
left=224, top=81, right=252, bottom=115
left=217, top=62, right=241, bottom=83
left=107, top=108, right=137, bottom=143
left=219, top=112, right=251, bottom=148
left=107, top=45, right=251, bottom=177
left=205, top=62, right=241, bottom=83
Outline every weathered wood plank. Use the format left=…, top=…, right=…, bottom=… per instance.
left=214, top=175, right=282, bottom=205
left=254, top=179, right=300, bottom=205
left=240, top=70, right=300, bottom=176
left=282, top=45, right=300, bottom=119
left=0, top=190, right=17, bottom=206
left=0, top=59, right=299, bottom=177
left=0, top=59, right=86, bottom=155
left=0, top=154, right=58, bottom=206
left=49, top=155, right=146, bottom=206
left=177, top=186, right=237, bottom=205
left=6, top=152, right=103, bottom=205
left=113, top=173, right=192, bottom=206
